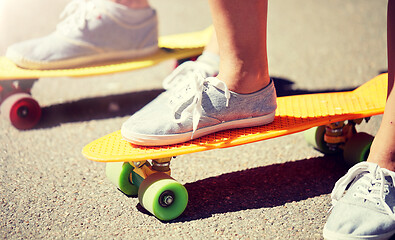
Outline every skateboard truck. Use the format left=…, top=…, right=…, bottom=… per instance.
left=105, top=156, right=188, bottom=221
left=305, top=118, right=374, bottom=165
left=131, top=157, right=172, bottom=183
left=324, top=121, right=352, bottom=151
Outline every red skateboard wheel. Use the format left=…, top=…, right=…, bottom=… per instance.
left=1, top=93, right=41, bottom=130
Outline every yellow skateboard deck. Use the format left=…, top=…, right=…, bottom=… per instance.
left=0, top=26, right=213, bottom=80
left=82, top=73, right=387, bottom=163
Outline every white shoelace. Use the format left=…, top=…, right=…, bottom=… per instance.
left=170, top=73, right=230, bottom=136
left=163, top=61, right=212, bottom=90
left=330, top=162, right=395, bottom=220
left=57, top=0, right=104, bottom=32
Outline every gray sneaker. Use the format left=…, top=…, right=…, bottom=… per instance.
left=121, top=74, right=277, bottom=146
left=323, top=162, right=395, bottom=240
left=6, top=0, right=158, bottom=69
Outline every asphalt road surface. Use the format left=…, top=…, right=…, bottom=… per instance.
left=0, top=0, right=389, bottom=239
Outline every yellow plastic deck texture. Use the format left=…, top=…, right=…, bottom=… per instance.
left=82, top=73, right=387, bottom=163
left=0, top=27, right=213, bottom=80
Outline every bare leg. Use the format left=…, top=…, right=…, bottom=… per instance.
left=366, top=0, right=395, bottom=171
left=208, top=0, right=270, bottom=94
left=111, top=0, right=149, bottom=9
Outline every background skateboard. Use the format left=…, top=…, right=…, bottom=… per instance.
left=0, top=27, right=213, bottom=130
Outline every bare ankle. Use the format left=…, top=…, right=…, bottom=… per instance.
left=217, top=71, right=270, bottom=94
left=367, top=143, right=395, bottom=171
left=367, top=156, right=395, bottom=171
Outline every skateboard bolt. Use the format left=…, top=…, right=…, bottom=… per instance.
left=17, top=106, right=29, bottom=118
left=159, top=190, right=175, bottom=207
left=163, top=195, right=173, bottom=205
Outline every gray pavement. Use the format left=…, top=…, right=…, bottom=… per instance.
left=0, top=0, right=389, bottom=239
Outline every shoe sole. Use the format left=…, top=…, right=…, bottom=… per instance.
left=122, top=111, right=276, bottom=146
left=6, top=45, right=159, bottom=70
left=323, top=227, right=395, bottom=240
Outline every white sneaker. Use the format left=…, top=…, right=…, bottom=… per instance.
left=6, top=0, right=158, bottom=69
left=323, top=162, right=395, bottom=240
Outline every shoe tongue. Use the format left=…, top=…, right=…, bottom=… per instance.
left=375, top=171, right=382, bottom=181
left=368, top=169, right=390, bottom=195
left=196, top=54, right=219, bottom=76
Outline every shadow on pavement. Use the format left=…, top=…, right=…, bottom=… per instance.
left=35, top=89, right=163, bottom=128
left=34, top=76, right=355, bottom=129
left=136, top=155, right=348, bottom=222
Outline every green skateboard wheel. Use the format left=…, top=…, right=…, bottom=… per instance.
left=106, top=162, right=138, bottom=196
left=138, top=173, right=188, bottom=221
left=343, top=132, right=373, bottom=166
